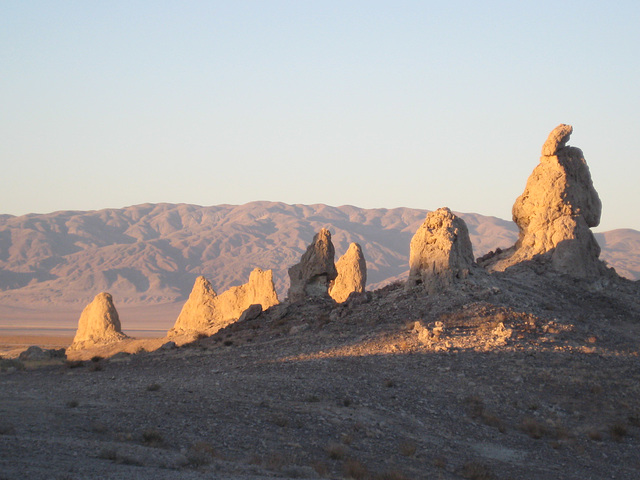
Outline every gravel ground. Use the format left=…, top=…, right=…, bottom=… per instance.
left=2, top=268, right=640, bottom=480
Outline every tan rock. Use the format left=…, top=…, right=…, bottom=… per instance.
left=329, top=243, right=367, bottom=303
left=68, top=292, right=126, bottom=351
left=481, top=124, right=606, bottom=278
left=541, top=123, right=573, bottom=156
left=406, top=207, right=474, bottom=293
left=287, top=228, right=338, bottom=302
left=169, top=269, right=279, bottom=336
left=169, top=276, right=218, bottom=336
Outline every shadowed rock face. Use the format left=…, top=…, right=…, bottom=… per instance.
left=329, top=243, right=367, bottom=303
left=69, top=292, right=126, bottom=350
left=481, top=124, right=606, bottom=278
left=168, top=268, right=279, bottom=336
left=406, top=207, right=474, bottom=293
left=287, top=228, right=338, bottom=302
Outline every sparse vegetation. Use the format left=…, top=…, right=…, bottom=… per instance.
left=610, top=422, right=628, bottom=442
left=141, top=428, right=164, bottom=447
left=343, top=459, right=369, bottom=480
left=326, top=443, right=347, bottom=460
left=65, top=360, right=84, bottom=369
left=0, top=358, right=25, bottom=372
left=66, top=400, right=79, bottom=408
left=186, top=441, right=217, bottom=467
left=146, top=383, right=161, bottom=391
left=398, top=440, right=417, bottom=457
left=459, top=461, right=496, bottom=480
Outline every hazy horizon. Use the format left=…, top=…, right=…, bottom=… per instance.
left=2, top=1, right=639, bottom=231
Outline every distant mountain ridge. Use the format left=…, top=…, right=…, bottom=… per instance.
left=0, top=201, right=637, bottom=306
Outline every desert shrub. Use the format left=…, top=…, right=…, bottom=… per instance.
left=88, top=362, right=103, bottom=372
left=223, top=340, right=233, bottom=346
left=610, top=422, right=628, bottom=442
left=343, top=459, right=369, bottom=480
left=146, top=383, right=161, bottom=392
left=0, top=358, right=25, bottom=372
left=459, top=461, right=496, bottom=480
left=384, top=379, right=396, bottom=388
left=187, top=441, right=216, bottom=467
left=65, top=360, right=84, bottom=369
left=377, top=471, right=410, bottom=480
left=311, top=460, right=328, bottom=476
left=0, top=422, right=16, bottom=435
left=270, top=415, right=289, bottom=428
left=520, top=417, right=546, bottom=439
left=326, top=443, right=347, bottom=460
left=91, top=422, right=108, bottom=434
left=341, top=433, right=353, bottom=445
left=90, top=356, right=103, bottom=363
left=66, top=400, right=79, bottom=408
left=398, top=440, right=416, bottom=457
left=304, top=394, right=320, bottom=403
left=587, top=429, right=603, bottom=441
left=98, top=448, right=117, bottom=460
left=141, top=428, right=164, bottom=447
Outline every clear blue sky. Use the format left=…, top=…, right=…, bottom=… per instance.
left=1, top=1, right=639, bottom=231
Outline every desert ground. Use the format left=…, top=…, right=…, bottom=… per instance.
left=2, top=266, right=640, bottom=480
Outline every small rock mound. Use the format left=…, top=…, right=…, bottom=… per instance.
left=169, top=268, right=279, bottom=336
left=68, top=292, right=127, bottom=351
left=329, top=243, right=367, bottom=303
left=406, top=207, right=475, bottom=293
left=480, top=124, right=606, bottom=278
left=287, top=228, right=338, bottom=302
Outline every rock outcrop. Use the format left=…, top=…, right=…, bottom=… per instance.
left=287, top=228, right=338, bottom=302
left=329, top=243, right=367, bottom=303
left=406, top=207, right=475, bottom=293
left=169, top=268, right=279, bottom=336
left=480, top=124, right=606, bottom=278
left=68, top=292, right=127, bottom=351
left=169, top=276, right=219, bottom=336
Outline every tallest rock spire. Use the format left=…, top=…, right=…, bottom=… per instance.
left=481, top=124, right=606, bottom=278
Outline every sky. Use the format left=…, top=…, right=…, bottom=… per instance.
left=1, top=1, right=639, bottom=231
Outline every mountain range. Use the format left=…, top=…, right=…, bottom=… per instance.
left=0, top=201, right=638, bottom=309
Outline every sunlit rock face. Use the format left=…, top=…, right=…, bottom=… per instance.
left=69, top=292, right=127, bottom=351
left=406, top=207, right=474, bottom=293
left=168, top=268, right=279, bottom=336
left=169, top=276, right=218, bottom=336
left=480, top=124, right=606, bottom=278
left=287, top=228, right=338, bottom=302
left=329, top=242, right=367, bottom=303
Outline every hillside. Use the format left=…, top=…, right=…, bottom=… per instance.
left=0, top=202, right=638, bottom=310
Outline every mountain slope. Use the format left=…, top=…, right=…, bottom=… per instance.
left=0, top=201, right=637, bottom=307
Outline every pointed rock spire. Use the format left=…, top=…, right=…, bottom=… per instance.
left=287, top=228, right=338, bottom=302
left=68, top=292, right=126, bottom=351
left=329, top=242, right=367, bottom=303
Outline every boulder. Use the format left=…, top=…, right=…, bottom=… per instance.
left=18, top=346, right=48, bottom=361
left=287, top=228, right=338, bottom=302
left=168, top=269, right=279, bottom=336
left=480, top=124, right=606, bottom=278
left=68, top=292, right=127, bottom=351
left=406, top=207, right=475, bottom=292
left=329, top=243, right=367, bottom=303
left=238, top=304, right=263, bottom=322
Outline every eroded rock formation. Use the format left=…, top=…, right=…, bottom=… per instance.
left=287, top=228, right=338, bottom=302
left=68, top=292, right=127, bottom=351
left=480, top=124, right=606, bottom=278
left=406, top=207, right=475, bottom=293
left=169, top=268, right=279, bottom=336
left=329, top=242, right=367, bottom=303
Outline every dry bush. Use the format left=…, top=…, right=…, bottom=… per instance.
left=610, top=422, right=628, bottom=442
left=326, top=443, right=347, bottom=460
left=0, top=359, right=25, bottom=372
left=341, top=433, right=354, bottom=445
left=304, top=394, right=320, bottom=403
left=311, top=460, right=329, bottom=476
left=587, top=429, right=603, bottom=441
left=146, top=383, right=161, bottom=392
left=91, top=422, right=107, bottom=434
left=376, top=471, right=410, bottom=480
left=187, top=441, right=217, bottom=467
left=88, top=362, right=103, bottom=372
left=343, top=459, right=369, bottom=480
left=66, top=400, right=79, bottom=408
left=270, top=415, right=289, bottom=428
left=520, top=417, right=546, bottom=439
left=65, top=360, right=84, bottom=369
left=0, top=422, right=16, bottom=435
left=459, top=461, right=496, bottom=480
left=90, top=356, right=103, bottom=363
left=141, top=428, right=164, bottom=447
left=398, top=441, right=416, bottom=457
